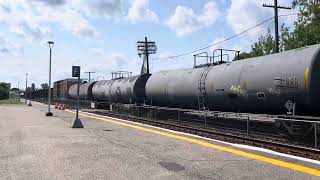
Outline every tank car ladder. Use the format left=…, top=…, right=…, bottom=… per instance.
left=198, top=66, right=212, bottom=111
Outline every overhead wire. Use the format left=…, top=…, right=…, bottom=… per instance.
left=152, top=12, right=299, bottom=60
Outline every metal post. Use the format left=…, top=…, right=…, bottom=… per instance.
left=25, top=73, right=28, bottom=104
left=315, top=122, right=318, bottom=149
left=274, top=0, right=279, bottom=53
left=145, top=37, right=149, bottom=74
left=46, top=41, right=54, bottom=116
left=204, top=111, right=207, bottom=128
left=17, top=82, right=20, bottom=102
left=47, top=48, right=52, bottom=115
left=72, top=66, right=83, bottom=128
left=85, top=72, right=95, bottom=82
left=178, top=110, right=180, bottom=124
left=76, top=75, right=80, bottom=120
left=247, top=117, right=250, bottom=135
left=154, top=108, right=157, bottom=120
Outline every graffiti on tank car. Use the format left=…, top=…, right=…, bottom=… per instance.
left=267, top=87, right=281, bottom=96
left=116, top=87, right=121, bottom=96
left=273, top=77, right=298, bottom=89
left=230, top=85, right=247, bottom=96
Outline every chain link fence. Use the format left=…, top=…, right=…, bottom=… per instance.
left=110, top=104, right=319, bottom=150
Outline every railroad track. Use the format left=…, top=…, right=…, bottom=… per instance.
left=92, top=110, right=320, bottom=161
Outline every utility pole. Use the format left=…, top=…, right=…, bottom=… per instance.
left=137, top=37, right=157, bottom=74
left=84, top=71, right=95, bottom=82
left=263, top=0, right=291, bottom=53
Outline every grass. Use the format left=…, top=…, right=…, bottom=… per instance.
left=0, top=99, right=22, bottom=105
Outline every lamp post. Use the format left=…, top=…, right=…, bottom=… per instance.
left=46, top=41, right=54, bottom=116
left=25, top=73, right=28, bottom=104
left=18, top=82, right=20, bottom=102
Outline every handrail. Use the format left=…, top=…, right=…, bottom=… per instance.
left=193, top=52, right=209, bottom=67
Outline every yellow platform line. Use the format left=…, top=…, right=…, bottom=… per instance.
left=66, top=109, right=320, bottom=176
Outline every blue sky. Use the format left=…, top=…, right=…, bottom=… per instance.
left=0, top=0, right=297, bottom=88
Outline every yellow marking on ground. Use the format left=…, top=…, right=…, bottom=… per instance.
left=65, top=109, right=320, bottom=176
left=305, top=66, right=310, bottom=93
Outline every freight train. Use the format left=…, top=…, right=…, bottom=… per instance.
left=68, top=44, right=320, bottom=115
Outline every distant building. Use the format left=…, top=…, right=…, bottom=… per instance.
left=53, top=79, right=80, bottom=99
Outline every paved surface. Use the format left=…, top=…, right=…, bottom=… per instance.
left=0, top=103, right=319, bottom=180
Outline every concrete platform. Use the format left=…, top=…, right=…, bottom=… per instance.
left=0, top=102, right=319, bottom=180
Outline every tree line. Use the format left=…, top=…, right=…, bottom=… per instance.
left=0, top=82, right=11, bottom=100
left=238, top=0, right=320, bottom=59
left=0, top=82, right=50, bottom=100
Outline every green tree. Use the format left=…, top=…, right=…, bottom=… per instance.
left=251, top=28, right=275, bottom=56
left=31, top=83, right=36, bottom=92
left=238, top=29, right=275, bottom=60
left=280, top=0, right=320, bottom=50
left=0, top=82, right=11, bottom=100
left=41, top=83, right=49, bottom=90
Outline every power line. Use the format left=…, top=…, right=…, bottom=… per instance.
left=152, top=12, right=298, bottom=60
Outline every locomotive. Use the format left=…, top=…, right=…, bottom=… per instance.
left=68, top=44, right=320, bottom=114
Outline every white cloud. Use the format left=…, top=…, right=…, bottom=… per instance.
left=12, top=22, right=52, bottom=42
left=166, top=1, right=221, bottom=37
left=127, top=0, right=159, bottom=23
left=227, top=0, right=272, bottom=37
left=227, top=0, right=295, bottom=38
left=74, top=0, right=123, bottom=18
left=0, top=36, right=24, bottom=56
left=0, top=0, right=97, bottom=40
left=31, top=0, right=66, bottom=6
left=89, top=49, right=138, bottom=76
left=92, top=48, right=105, bottom=56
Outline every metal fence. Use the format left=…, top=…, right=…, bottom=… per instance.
left=111, top=104, right=320, bottom=150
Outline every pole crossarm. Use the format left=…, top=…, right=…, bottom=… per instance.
left=263, top=4, right=291, bottom=9
left=137, top=37, right=157, bottom=74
